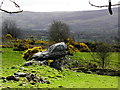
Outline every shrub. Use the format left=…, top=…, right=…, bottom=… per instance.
left=13, top=43, right=29, bottom=51
left=0, top=45, right=13, bottom=48
left=13, top=39, right=30, bottom=51
left=79, top=43, right=91, bottom=52
left=22, top=46, right=46, bottom=60
left=95, top=43, right=112, bottom=69
left=66, top=44, right=79, bottom=55
left=85, top=42, right=96, bottom=52
left=23, top=39, right=32, bottom=44
left=35, top=40, right=48, bottom=45
left=65, top=38, right=91, bottom=54
left=48, top=21, right=70, bottom=42
left=5, top=34, right=13, bottom=39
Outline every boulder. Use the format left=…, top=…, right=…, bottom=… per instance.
left=31, top=42, right=68, bottom=61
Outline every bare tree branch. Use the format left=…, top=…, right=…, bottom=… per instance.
left=89, top=0, right=120, bottom=8
left=89, top=0, right=120, bottom=15
left=0, top=8, right=23, bottom=14
left=0, top=0, right=23, bottom=14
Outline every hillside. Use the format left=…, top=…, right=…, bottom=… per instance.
left=1, top=8, right=118, bottom=31
left=1, top=8, right=119, bottom=42
left=1, top=48, right=118, bottom=88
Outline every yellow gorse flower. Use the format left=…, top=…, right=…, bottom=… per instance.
left=66, top=38, right=91, bottom=53
left=22, top=46, right=46, bottom=60
left=5, top=34, right=13, bottom=39
left=48, top=60, right=54, bottom=63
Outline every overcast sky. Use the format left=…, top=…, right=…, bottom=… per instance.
left=0, top=0, right=119, bottom=12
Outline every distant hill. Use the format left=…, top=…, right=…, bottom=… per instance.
left=1, top=8, right=119, bottom=42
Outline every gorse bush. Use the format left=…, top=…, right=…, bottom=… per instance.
left=66, top=44, right=79, bottom=55
left=35, top=40, right=48, bottom=45
left=22, top=46, right=46, bottom=60
left=23, top=39, right=32, bottom=44
left=13, top=39, right=30, bottom=51
left=13, top=43, right=29, bottom=51
left=5, top=34, right=13, bottom=39
left=79, top=43, right=91, bottom=52
left=0, top=45, right=13, bottom=48
left=65, top=38, right=91, bottom=54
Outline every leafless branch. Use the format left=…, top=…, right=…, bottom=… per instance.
left=89, top=0, right=120, bottom=8
left=0, top=8, right=23, bottom=14
left=89, top=0, right=120, bottom=15
left=0, top=0, right=23, bottom=14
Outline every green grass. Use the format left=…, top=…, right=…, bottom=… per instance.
left=2, top=48, right=25, bottom=68
left=1, top=48, right=119, bottom=88
left=70, top=52, right=119, bottom=70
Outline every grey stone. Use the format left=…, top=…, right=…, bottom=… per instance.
left=6, top=76, right=19, bottom=81
left=0, top=77, right=5, bottom=79
left=86, top=71, right=92, bottom=74
left=25, top=42, right=68, bottom=71
left=11, top=67, right=15, bottom=69
left=3, top=79, right=7, bottom=82
left=42, top=80, right=50, bottom=84
left=31, top=42, right=68, bottom=61
left=14, top=72, right=26, bottom=77
left=24, top=61, right=33, bottom=66
left=19, top=67, right=24, bottom=70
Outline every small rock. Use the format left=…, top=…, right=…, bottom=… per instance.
left=56, top=75, right=62, bottom=78
left=6, top=76, right=19, bottom=81
left=19, top=83, right=23, bottom=86
left=41, top=80, right=50, bottom=84
left=30, top=82, right=36, bottom=85
left=19, top=67, right=24, bottom=70
left=45, top=80, right=50, bottom=84
left=0, top=77, right=5, bottom=79
left=3, top=79, right=7, bottom=83
left=39, top=78, right=43, bottom=82
left=31, top=71, right=36, bottom=73
left=77, top=74, right=80, bottom=77
left=14, top=72, right=26, bottom=77
left=72, top=70, right=77, bottom=72
left=23, top=69, right=27, bottom=71
left=58, top=86, right=63, bottom=88
left=86, top=71, right=92, bottom=74
left=24, top=61, right=33, bottom=66
left=6, top=76, right=15, bottom=80
left=11, top=67, right=15, bottom=69
left=7, top=86, right=10, bottom=88
left=15, top=77, right=20, bottom=81
left=41, top=77, right=47, bottom=80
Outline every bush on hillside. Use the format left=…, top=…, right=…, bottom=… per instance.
left=65, top=38, right=91, bottom=54
left=22, top=46, right=46, bottom=60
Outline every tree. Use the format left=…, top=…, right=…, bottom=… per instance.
left=2, top=19, right=21, bottom=38
left=95, top=43, right=112, bottom=69
left=48, top=21, right=70, bottom=42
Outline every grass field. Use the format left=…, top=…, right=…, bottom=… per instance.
left=0, top=48, right=119, bottom=88
left=70, top=52, right=119, bottom=70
